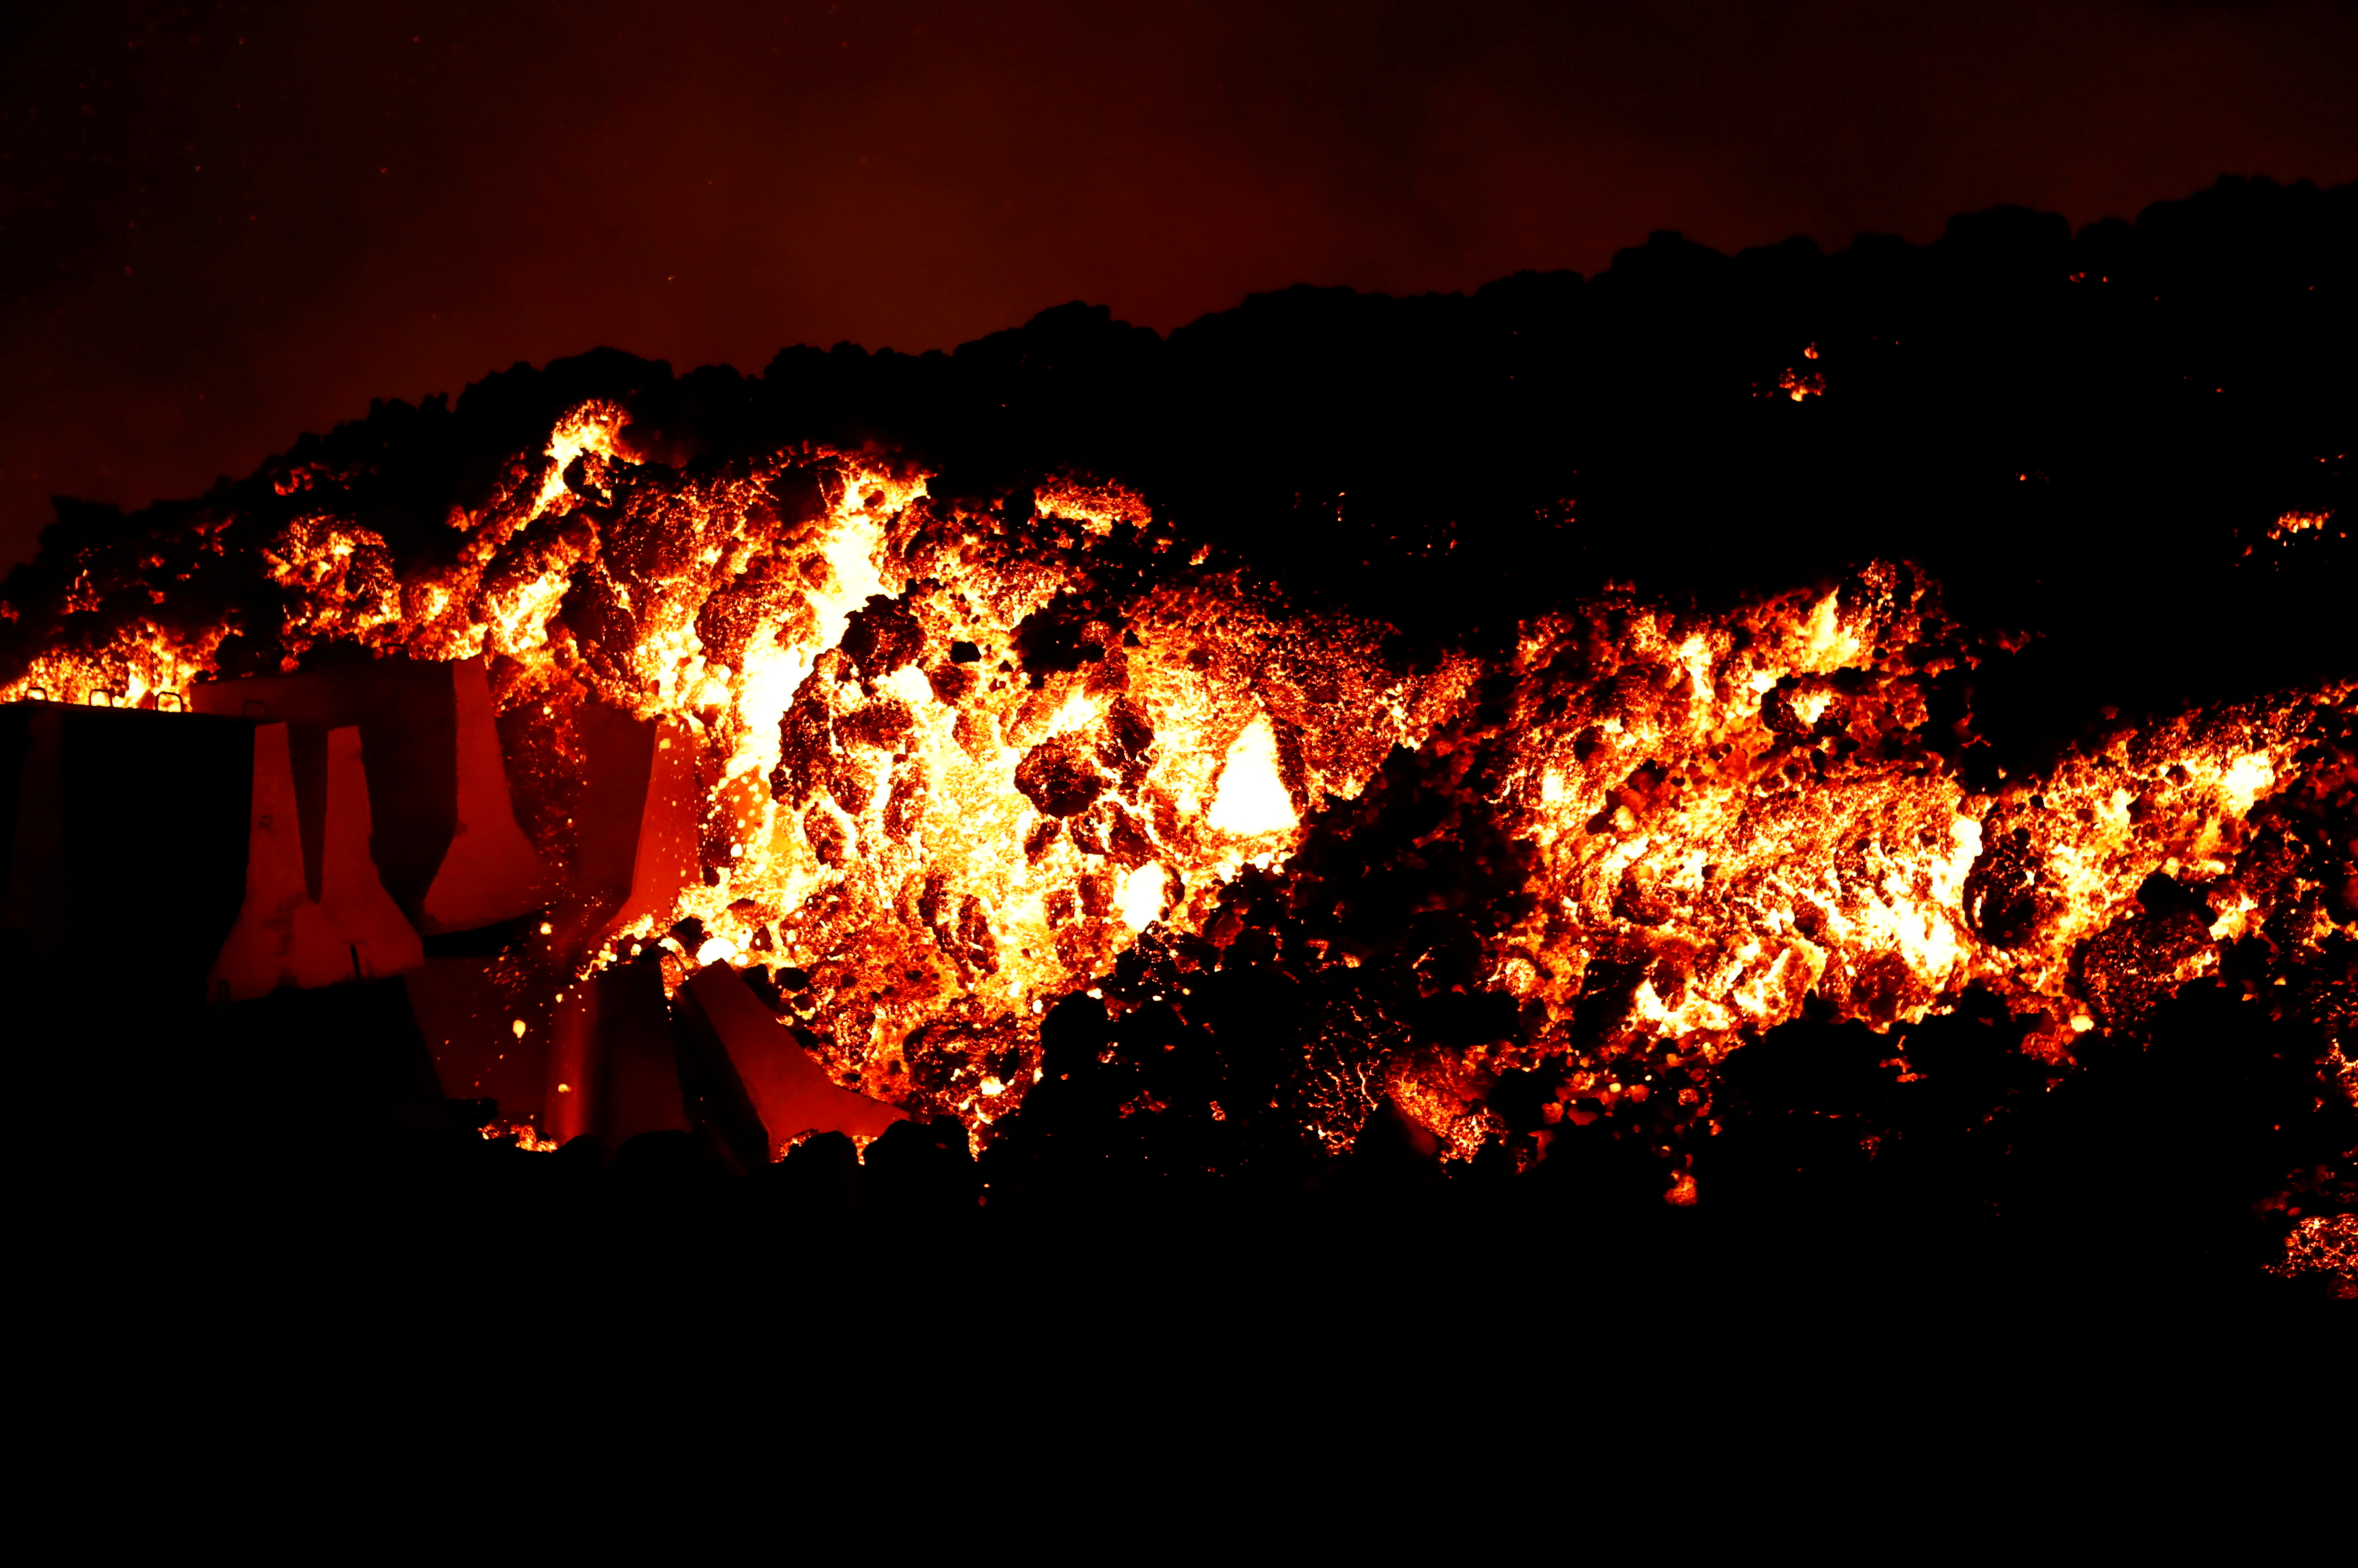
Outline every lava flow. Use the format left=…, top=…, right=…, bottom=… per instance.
left=3, top=177, right=2354, bottom=1299
left=0, top=408, right=1481, bottom=1138
left=3, top=398, right=2349, bottom=1194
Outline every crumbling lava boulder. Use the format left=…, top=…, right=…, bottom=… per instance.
left=1965, top=826, right=2056, bottom=949
left=2077, top=874, right=2218, bottom=1031
left=1014, top=734, right=1107, bottom=819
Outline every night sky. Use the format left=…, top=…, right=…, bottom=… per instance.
left=5, top=0, right=2353, bottom=569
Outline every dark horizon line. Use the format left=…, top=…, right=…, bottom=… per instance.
left=236, top=170, right=2354, bottom=421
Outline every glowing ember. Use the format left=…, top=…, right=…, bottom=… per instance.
left=2267, top=1214, right=2358, bottom=1298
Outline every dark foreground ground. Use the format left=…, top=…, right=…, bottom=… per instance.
left=15, top=982, right=2345, bottom=1462
left=33, top=1124, right=2348, bottom=1447
left=20, top=961, right=2349, bottom=1354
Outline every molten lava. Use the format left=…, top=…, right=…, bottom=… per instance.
left=1, top=402, right=2349, bottom=1193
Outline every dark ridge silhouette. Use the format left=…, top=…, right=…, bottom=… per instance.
left=7, top=174, right=2348, bottom=765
